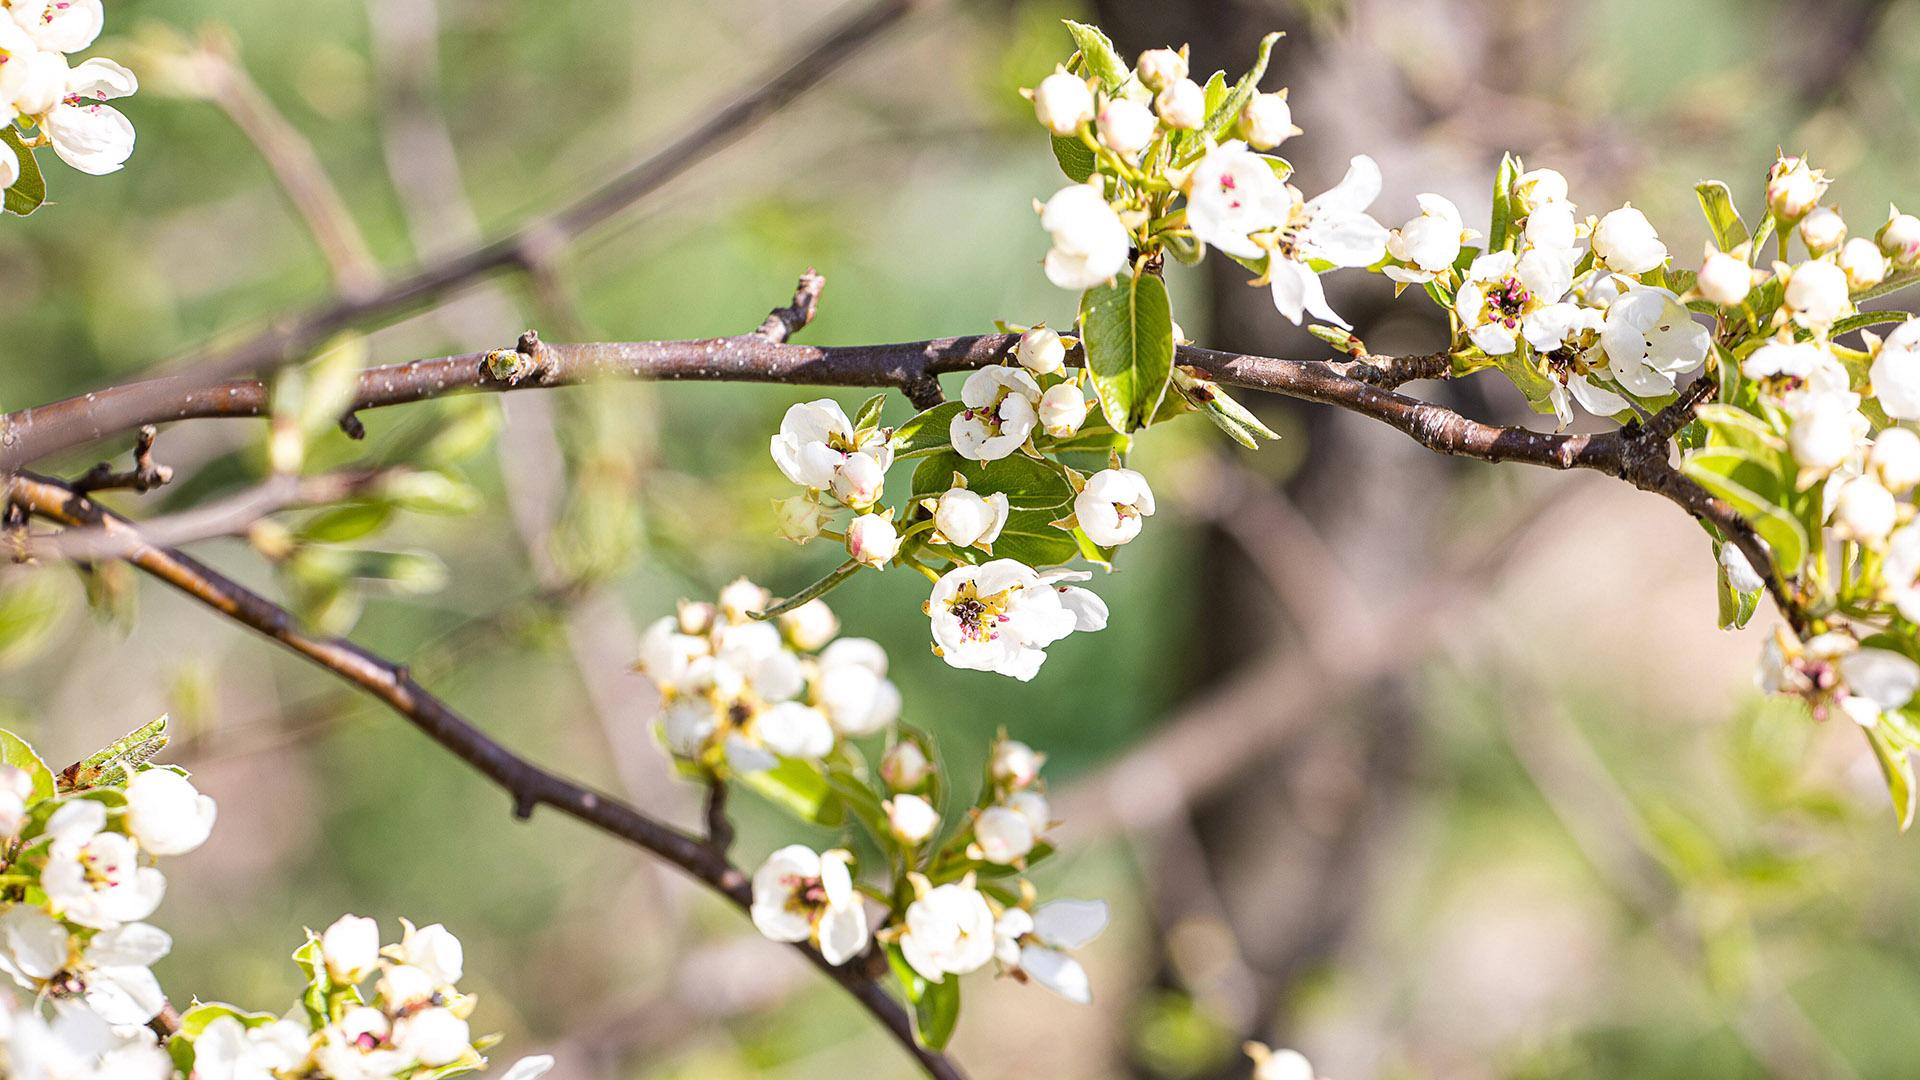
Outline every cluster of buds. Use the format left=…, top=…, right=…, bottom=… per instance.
left=636, top=582, right=902, bottom=771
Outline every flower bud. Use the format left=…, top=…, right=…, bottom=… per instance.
left=885, top=794, right=941, bottom=845
left=1096, top=98, right=1156, bottom=158
left=846, top=514, right=900, bottom=568
left=1017, top=326, right=1067, bottom=375
left=1881, top=208, right=1920, bottom=268
left=1239, top=92, right=1296, bottom=150
left=1833, top=475, right=1897, bottom=544
left=882, top=741, right=931, bottom=791
left=1767, top=157, right=1825, bottom=223
left=1872, top=428, right=1920, bottom=494
left=1720, top=542, right=1764, bottom=594
left=1696, top=249, right=1753, bottom=305
left=676, top=600, right=715, bottom=636
left=1799, top=207, right=1847, bottom=255
left=395, top=1007, right=471, bottom=1067
left=1513, top=168, right=1569, bottom=214
left=1155, top=77, right=1205, bottom=131
left=1784, top=259, right=1851, bottom=326
left=773, top=495, right=828, bottom=544
left=378, top=963, right=438, bottom=1009
left=779, top=598, right=839, bottom=652
left=320, top=915, right=381, bottom=985
left=1032, top=69, right=1095, bottom=136
left=1038, top=384, right=1089, bottom=438
left=1591, top=206, right=1667, bottom=274
left=933, top=488, right=1008, bottom=549
left=718, top=578, right=771, bottom=621
left=974, top=805, right=1036, bottom=864
left=991, top=740, right=1044, bottom=789
left=1136, top=48, right=1187, bottom=91
left=1838, top=237, right=1889, bottom=292
left=401, top=922, right=466, bottom=987
left=830, top=451, right=887, bottom=509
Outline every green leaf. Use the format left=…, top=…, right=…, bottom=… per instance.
left=1694, top=404, right=1786, bottom=456
left=893, top=402, right=966, bottom=458
left=377, top=471, right=482, bottom=515
left=1062, top=20, right=1129, bottom=91
left=854, top=393, right=888, bottom=432
left=739, top=757, right=844, bottom=826
left=755, top=560, right=861, bottom=619
left=2, top=127, right=46, bottom=217
left=1713, top=544, right=1760, bottom=631
left=1172, top=367, right=1279, bottom=448
left=1080, top=269, right=1175, bottom=433
left=291, top=931, right=334, bottom=1029
left=1831, top=309, right=1911, bottom=338
left=1488, top=152, right=1522, bottom=253
left=299, top=502, right=395, bottom=544
left=824, top=763, right=892, bottom=848
left=0, top=572, right=69, bottom=669
left=1694, top=180, right=1750, bottom=251
left=292, top=548, right=448, bottom=594
left=0, top=729, right=54, bottom=806
left=58, top=715, right=168, bottom=792
left=914, top=975, right=962, bottom=1050
left=1051, top=133, right=1096, bottom=183
left=1203, top=32, right=1283, bottom=141
left=1679, top=448, right=1807, bottom=576
left=1867, top=726, right=1916, bottom=832
left=887, top=943, right=928, bottom=1003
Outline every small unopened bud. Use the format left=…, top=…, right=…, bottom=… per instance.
left=1872, top=427, right=1920, bottom=495
left=1239, top=91, right=1297, bottom=151
left=1767, top=156, right=1825, bottom=223
left=1838, top=237, right=1888, bottom=292
left=677, top=600, right=716, bottom=635
left=1017, top=326, right=1067, bottom=375
left=1799, top=207, right=1847, bottom=255
left=1032, top=69, right=1095, bottom=137
left=778, top=599, right=839, bottom=651
left=774, top=495, right=829, bottom=544
left=1880, top=208, right=1920, bottom=269
left=1696, top=249, right=1753, bottom=306
left=718, top=578, right=770, bottom=621
left=320, top=915, right=381, bottom=985
left=1155, top=77, right=1205, bottom=131
left=829, top=452, right=887, bottom=509
left=1097, top=97, right=1156, bottom=158
left=881, top=741, right=932, bottom=791
left=1833, top=475, right=1897, bottom=544
left=1039, top=384, right=1089, bottom=438
left=933, top=488, right=1008, bottom=549
left=846, top=513, right=900, bottom=568
left=1784, top=259, right=1851, bottom=326
left=884, top=794, right=941, bottom=845
left=1136, top=48, right=1187, bottom=92
left=1513, top=168, right=1569, bottom=215
left=991, top=739, right=1045, bottom=789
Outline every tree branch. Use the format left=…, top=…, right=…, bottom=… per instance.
left=1, top=472, right=967, bottom=1080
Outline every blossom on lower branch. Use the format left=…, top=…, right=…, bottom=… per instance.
left=750, top=846, right=872, bottom=965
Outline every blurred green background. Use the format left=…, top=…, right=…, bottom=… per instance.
left=5, top=0, right=1920, bottom=1077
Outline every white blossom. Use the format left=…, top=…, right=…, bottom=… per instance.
left=952, top=367, right=1042, bottom=461
left=39, top=801, right=163, bottom=930
left=1783, top=389, right=1869, bottom=474
left=993, top=899, right=1108, bottom=1004
left=400, top=920, right=464, bottom=987
left=1837, top=648, right=1920, bottom=728
left=770, top=400, right=855, bottom=490
left=1383, top=194, right=1470, bottom=285
left=778, top=599, right=839, bottom=652
left=11, top=0, right=103, bottom=54
left=1513, top=168, right=1569, bottom=214
left=1038, top=182, right=1130, bottom=290
left=1721, top=542, right=1765, bottom=594
left=973, top=806, right=1035, bottom=865
left=898, top=881, right=996, bottom=982
left=813, top=637, right=901, bottom=737
left=1074, top=468, right=1155, bottom=547
left=927, top=561, right=1104, bottom=680
left=1247, top=1044, right=1318, bottom=1080
left=1155, top=77, right=1204, bottom=130
left=1187, top=140, right=1290, bottom=261
left=1799, top=207, right=1847, bottom=254
left=1832, top=475, right=1896, bottom=544
left=123, top=769, right=216, bottom=856
left=1266, top=155, right=1390, bottom=329
left=885, top=794, right=940, bottom=846
left=1696, top=247, right=1755, bottom=306
left=1597, top=286, right=1709, bottom=396
left=11, top=47, right=66, bottom=116
left=1871, top=427, right=1920, bottom=494
left=191, top=1015, right=312, bottom=1080
left=749, top=846, right=869, bottom=966
left=1881, top=208, right=1920, bottom=268
left=773, top=495, right=829, bottom=544
left=1870, top=320, right=1920, bottom=420
left=4, top=999, right=172, bottom=1080
left=1239, top=91, right=1298, bottom=150
left=47, top=58, right=137, bottom=176
left=1096, top=97, right=1155, bottom=158
left=1767, top=157, right=1827, bottom=222
left=932, top=487, right=1010, bottom=549
left=395, top=1006, right=471, bottom=1067
left=1016, top=326, right=1066, bottom=375
left=755, top=701, right=836, bottom=761
left=1136, top=48, right=1187, bottom=91
left=1781, top=258, right=1852, bottom=329
left=321, top=914, right=381, bottom=985
left=829, top=450, right=888, bottom=509
left=1455, top=249, right=1571, bottom=357
left=376, top=964, right=434, bottom=1011
left=0, top=140, right=18, bottom=191
left=882, top=741, right=932, bottom=791
left=1523, top=199, right=1578, bottom=252
left=1591, top=206, right=1668, bottom=274
left=846, top=513, right=900, bottom=568
left=991, top=741, right=1045, bottom=789
left=1038, top=383, right=1089, bottom=438
left=1031, top=69, right=1094, bottom=136
left=1838, top=236, right=1889, bottom=291
left=0, top=766, right=32, bottom=837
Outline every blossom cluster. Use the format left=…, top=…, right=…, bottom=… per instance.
left=0, top=720, right=550, bottom=1080
left=0, top=0, right=138, bottom=205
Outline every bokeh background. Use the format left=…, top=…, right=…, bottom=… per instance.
left=5, top=0, right=1920, bottom=1076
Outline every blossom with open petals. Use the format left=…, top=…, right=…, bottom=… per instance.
left=1074, top=468, right=1154, bottom=547
left=1597, top=286, right=1709, bottom=397
left=898, top=880, right=996, bottom=982
left=40, top=801, right=164, bottom=930
left=993, top=899, right=1108, bottom=1004
left=927, top=561, right=1104, bottom=680
left=952, top=367, right=1042, bottom=461
left=750, top=846, right=869, bottom=965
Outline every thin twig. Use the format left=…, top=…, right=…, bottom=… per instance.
left=72, top=427, right=172, bottom=496
left=31, top=468, right=389, bottom=562
left=2, top=472, right=967, bottom=1080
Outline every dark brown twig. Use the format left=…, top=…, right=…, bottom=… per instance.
left=71, top=427, right=173, bottom=496
left=756, top=269, right=827, bottom=345
left=2, top=471, right=967, bottom=1080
